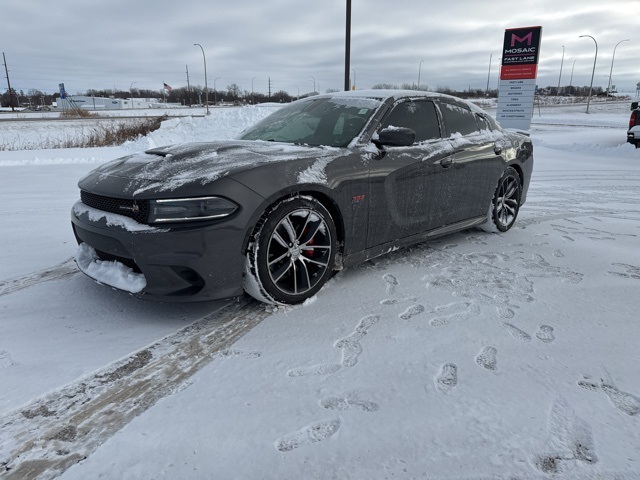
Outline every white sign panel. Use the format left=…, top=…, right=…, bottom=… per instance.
left=496, top=78, right=536, bottom=130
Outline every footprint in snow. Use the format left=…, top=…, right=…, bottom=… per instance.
left=428, top=302, right=480, bottom=327
left=475, top=346, right=497, bottom=371
left=501, top=323, right=531, bottom=342
left=383, top=273, right=399, bottom=295
left=399, top=304, right=425, bottom=320
left=380, top=298, right=399, bottom=306
left=287, top=364, right=341, bottom=377
left=533, top=396, right=598, bottom=474
left=578, top=379, right=640, bottom=416
left=536, top=324, right=555, bottom=343
left=434, top=363, right=458, bottom=394
left=275, top=418, right=341, bottom=452
left=319, top=393, right=379, bottom=412
left=0, top=349, right=16, bottom=368
left=287, top=315, right=379, bottom=376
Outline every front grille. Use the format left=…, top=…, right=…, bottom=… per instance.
left=81, top=190, right=149, bottom=224
left=95, top=248, right=142, bottom=273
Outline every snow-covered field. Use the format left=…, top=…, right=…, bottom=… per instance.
left=1, top=99, right=639, bottom=479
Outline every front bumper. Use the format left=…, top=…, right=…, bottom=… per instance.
left=71, top=201, right=253, bottom=302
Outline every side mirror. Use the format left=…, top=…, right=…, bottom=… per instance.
left=632, top=102, right=638, bottom=110
left=377, top=127, right=416, bottom=147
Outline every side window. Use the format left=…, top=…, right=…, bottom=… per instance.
left=476, top=114, right=491, bottom=131
left=440, top=101, right=481, bottom=136
left=380, top=100, right=441, bottom=143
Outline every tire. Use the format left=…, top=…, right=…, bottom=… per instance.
left=480, top=167, right=522, bottom=233
left=245, top=196, right=337, bottom=304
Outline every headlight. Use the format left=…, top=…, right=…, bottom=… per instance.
left=148, top=196, right=238, bottom=223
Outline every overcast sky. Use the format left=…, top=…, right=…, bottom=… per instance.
left=2, top=0, right=638, bottom=98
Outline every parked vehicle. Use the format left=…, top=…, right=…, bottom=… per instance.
left=71, top=90, right=534, bottom=304
left=627, top=101, right=640, bottom=147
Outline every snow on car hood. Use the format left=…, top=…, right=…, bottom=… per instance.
left=80, top=140, right=341, bottom=195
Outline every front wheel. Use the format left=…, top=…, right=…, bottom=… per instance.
left=245, top=196, right=337, bottom=305
left=480, top=167, right=522, bottom=233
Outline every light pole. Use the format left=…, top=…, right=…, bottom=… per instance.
left=129, top=81, right=137, bottom=109
left=308, top=75, right=316, bottom=95
left=485, top=54, right=492, bottom=96
left=569, top=60, right=577, bottom=95
left=608, top=39, right=629, bottom=96
left=557, top=46, right=565, bottom=95
left=418, top=60, right=424, bottom=91
left=194, top=43, right=209, bottom=115
left=214, top=77, right=221, bottom=105
left=351, top=69, right=356, bottom=90
left=344, top=0, right=351, bottom=91
left=579, top=35, right=598, bottom=114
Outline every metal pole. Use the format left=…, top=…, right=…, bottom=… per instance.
left=579, top=35, right=598, bottom=114
left=129, top=81, right=137, bottom=109
left=344, top=0, right=351, bottom=91
left=194, top=43, right=209, bottom=115
left=569, top=60, right=576, bottom=95
left=418, top=60, right=424, bottom=91
left=186, top=65, right=192, bottom=107
left=485, top=54, right=492, bottom=95
left=2, top=52, right=15, bottom=112
left=557, top=46, right=564, bottom=95
left=608, top=39, right=629, bottom=96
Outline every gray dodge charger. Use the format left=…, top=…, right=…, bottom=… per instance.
left=71, top=90, right=533, bottom=304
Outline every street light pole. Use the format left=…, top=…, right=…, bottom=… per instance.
left=418, top=60, right=424, bottom=91
left=557, top=46, right=564, bottom=95
left=194, top=43, right=209, bottom=115
left=579, top=35, right=598, bottom=114
left=129, top=81, right=137, bottom=109
left=569, top=60, right=577, bottom=95
left=344, top=0, right=351, bottom=91
left=308, top=76, right=316, bottom=95
left=485, top=54, right=492, bottom=96
left=608, top=39, right=629, bottom=96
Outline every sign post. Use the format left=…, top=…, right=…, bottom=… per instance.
left=496, top=26, right=542, bottom=131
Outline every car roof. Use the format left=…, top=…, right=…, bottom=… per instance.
left=313, top=89, right=487, bottom=114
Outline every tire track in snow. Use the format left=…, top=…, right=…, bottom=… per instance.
left=0, top=297, right=269, bottom=479
left=0, top=258, right=78, bottom=297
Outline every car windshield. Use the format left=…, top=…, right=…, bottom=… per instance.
left=239, top=96, right=382, bottom=147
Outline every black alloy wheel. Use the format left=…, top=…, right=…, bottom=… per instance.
left=482, top=167, right=522, bottom=233
left=250, top=196, right=337, bottom=304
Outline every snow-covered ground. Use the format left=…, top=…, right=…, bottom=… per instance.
left=1, top=99, right=639, bottom=479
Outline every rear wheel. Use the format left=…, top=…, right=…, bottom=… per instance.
left=245, top=196, right=337, bottom=304
left=480, top=167, right=522, bottom=233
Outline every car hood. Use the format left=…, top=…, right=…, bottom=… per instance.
left=79, top=140, right=342, bottom=197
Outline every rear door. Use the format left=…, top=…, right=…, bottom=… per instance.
left=437, top=100, right=505, bottom=224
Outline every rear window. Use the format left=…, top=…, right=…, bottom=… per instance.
left=440, top=101, right=483, bottom=136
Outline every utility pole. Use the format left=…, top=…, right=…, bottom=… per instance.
left=268, top=77, right=272, bottom=99
left=185, top=65, right=191, bottom=106
left=344, top=0, right=351, bottom=91
left=2, top=52, right=15, bottom=112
